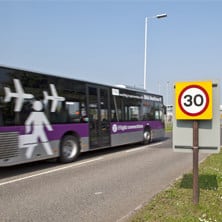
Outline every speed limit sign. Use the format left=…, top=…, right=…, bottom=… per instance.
left=175, top=81, right=212, bottom=119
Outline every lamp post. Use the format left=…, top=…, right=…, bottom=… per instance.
left=143, top=13, right=167, bottom=91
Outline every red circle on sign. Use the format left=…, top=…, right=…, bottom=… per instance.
left=178, top=84, right=209, bottom=116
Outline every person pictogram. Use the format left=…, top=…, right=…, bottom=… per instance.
left=19, top=101, right=53, bottom=158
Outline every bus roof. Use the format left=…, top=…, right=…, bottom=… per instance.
left=0, top=64, right=162, bottom=98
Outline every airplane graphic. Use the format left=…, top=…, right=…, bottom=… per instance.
left=43, top=84, right=65, bottom=112
left=4, top=79, right=34, bottom=112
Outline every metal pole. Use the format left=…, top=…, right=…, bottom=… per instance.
left=166, top=81, right=170, bottom=106
left=193, top=120, right=199, bottom=205
left=143, top=14, right=167, bottom=91
left=143, top=17, right=148, bottom=90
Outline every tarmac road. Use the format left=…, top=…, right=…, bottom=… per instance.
left=0, top=133, right=208, bottom=222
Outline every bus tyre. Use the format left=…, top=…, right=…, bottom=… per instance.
left=59, top=135, right=80, bottom=163
left=143, top=129, right=151, bottom=144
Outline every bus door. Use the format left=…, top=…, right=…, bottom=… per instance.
left=87, top=86, right=110, bottom=149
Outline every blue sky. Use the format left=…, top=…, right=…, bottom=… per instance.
left=0, top=1, right=222, bottom=104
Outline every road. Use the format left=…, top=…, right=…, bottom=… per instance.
left=0, top=133, right=208, bottom=222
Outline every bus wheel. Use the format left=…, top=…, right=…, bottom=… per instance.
left=143, top=129, right=151, bottom=144
left=59, top=135, right=80, bottom=163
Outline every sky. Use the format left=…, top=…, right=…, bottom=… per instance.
left=0, top=0, right=222, bottom=105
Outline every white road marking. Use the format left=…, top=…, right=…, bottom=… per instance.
left=125, top=146, right=146, bottom=153
left=94, top=192, right=103, bottom=195
left=149, top=142, right=164, bottom=147
left=0, top=141, right=166, bottom=187
left=125, top=142, right=164, bottom=153
left=0, top=157, right=103, bottom=187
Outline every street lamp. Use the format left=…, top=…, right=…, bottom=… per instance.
left=143, top=13, right=167, bottom=90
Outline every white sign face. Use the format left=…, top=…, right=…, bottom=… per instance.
left=176, top=81, right=212, bottom=120
left=178, top=85, right=209, bottom=117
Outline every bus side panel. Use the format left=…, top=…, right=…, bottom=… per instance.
left=48, top=123, right=90, bottom=152
left=148, top=121, right=165, bottom=141
left=0, top=123, right=89, bottom=166
left=111, top=121, right=144, bottom=146
left=111, top=131, right=143, bottom=146
left=110, top=121, right=164, bottom=147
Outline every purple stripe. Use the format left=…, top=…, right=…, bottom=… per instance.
left=0, top=123, right=89, bottom=140
left=148, top=121, right=164, bottom=129
left=47, top=124, right=88, bottom=140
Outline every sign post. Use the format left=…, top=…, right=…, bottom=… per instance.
left=193, top=120, right=199, bottom=204
left=173, top=80, right=220, bottom=205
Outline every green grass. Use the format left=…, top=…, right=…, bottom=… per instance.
left=129, top=150, right=222, bottom=222
left=165, top=122, right=173, bottom=132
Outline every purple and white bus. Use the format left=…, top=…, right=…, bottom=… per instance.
left=0, top=66, right=165, bottom=166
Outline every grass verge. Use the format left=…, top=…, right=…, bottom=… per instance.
left=165, top=122, right=173, bottom=132
left=129, top=150, right=222, bottom=222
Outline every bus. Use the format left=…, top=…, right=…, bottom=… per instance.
left=0, top=66, right=165, bottom=166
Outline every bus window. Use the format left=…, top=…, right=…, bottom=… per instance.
left=155, top=110, right=160, bottom=120
left=125, top=106, right=140, bottom=121
left=142, top=101, right=155, bottom=120
left=111, top=96, right=123, bottom=122
left=66, top=101, right=80, bottom=122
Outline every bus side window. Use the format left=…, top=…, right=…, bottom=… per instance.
left=20, top=101, right=33, bottom=123
left=155, top=110, right=160, bottom=120
left=65, top=101, right=80, bottom=122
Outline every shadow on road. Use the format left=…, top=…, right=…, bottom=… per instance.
left=180, top=173, right=218, bottom=190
